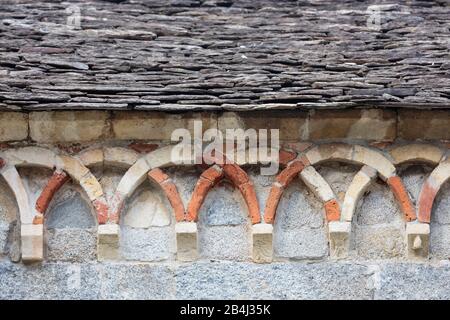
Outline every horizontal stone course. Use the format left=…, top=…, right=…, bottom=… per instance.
left=5, top=109, right=450, bottom=142
left=2, top=261, right=450, bottom=300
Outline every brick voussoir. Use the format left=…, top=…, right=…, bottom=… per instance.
left=387, top=176, right=417, bottom=222
left=35, top=170, right=70, bottom=218
left=148, top=169, right=186, bottom=222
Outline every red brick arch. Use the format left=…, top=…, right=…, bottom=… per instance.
left=186, top=163, right=261, bottom=224
left=148, top=168, right=185, bottom=223
left=264, top=157, right=310, bottom=224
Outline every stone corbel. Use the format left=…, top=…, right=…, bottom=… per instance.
left=252, top=223, right=273, bottom=263
left=328, top=221, right=351, bottom=259
left=406, top=222, right=430, bottom=260
left=21, top=224, right=44, bottom=263
left=97, top=224, right=120, bottom=261
left=175, top=221, right=198, bottom=262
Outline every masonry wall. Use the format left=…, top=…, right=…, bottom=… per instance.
left=2, top=108, right=450, bottom=299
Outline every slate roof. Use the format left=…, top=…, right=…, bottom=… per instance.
left=0, top=0, right=449, bottom=111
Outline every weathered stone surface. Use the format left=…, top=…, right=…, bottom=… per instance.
left=406, top=223, right=429, bottom=260
left=218, top=111, right=307, bottom=141
left=376, top=263, right=450, bottom=300
left=308, top=109, right=396, bottom=140
left=328, top=221, right=351, bottom=259
left=199, top=184, right=247, bottom=226
left=352, top=225, right=405, bottom=260
left=21, top=224, right=43, bottom=262
left=252, top=223, right=273, bottom=263
left=0, top=177, right=19, bottom=258
left=46, top=228, right=97, bottom=262
left=46, top=191, right=96, bottom=229
left=430, top=224, right=450, bottom=259
left=273, top=181, right=327, bottom=260
left=355, top=180, right=400, bottom=226
left=29, top=111, right=110, bottom=143
left=100, top=264, right=174, bottom=300
left=176, top=222, right=198, bottom=262
left=112, top=111, right=217, bottom=141
left=97, top=224, right=120, bottom=261
left=120, top=226, right=176, bottom=262
left=199, top=225, right=251, bottom=261
left=0, top=262, right=102, bottom=300
left=176, top=262, right=372, bottom=299
left=399, top=110, right=450, bottom=140
left=123, top=189, right=171, bottom=228
left=0, top=112, right=28, bottom=142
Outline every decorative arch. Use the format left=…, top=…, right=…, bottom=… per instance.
left=78, top=147, right=139, bottom=169
left=0, top=147, right=109, bottom=225
left=389, top=144, right=444, bottom=166
left=0, top=161, right=33, bottom=224
left=418, top=157, right=450, bottom=223
left=186, top=163, right=260, bottom=224
left=108, top=145, right=187, bottom=223
left=264, top=143, right=416, bottom=224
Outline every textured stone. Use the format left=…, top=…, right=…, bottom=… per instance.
left=309, top=109, right=396, bottom=140
left=0, top=112, right=28, bottom=142
left=46, top=228, right=97, bottom=262
left=399, top=110, right=450, bottom=140
left=199, top=225, right=251, bottom=261
left=100, top=264, right=174, bottom=300
left=300, top=166, right=335, bottom=202
left=273, top=181, right=327, bottom=260
left=21, top=224, right=43, bottom=262
left=120, top=226, right=175, bottom=262
left=199, top=184, right=247, bottom=226
left=176, top=262, right=372, bottom=299
left=30, top=111, right=110, bottom=143
left=328, top=221, right=351, bottom=259
left=97, top=224, right=120, bottom=261
left=405, top=223, right=429, bottom=260
left=252, top=223, right=273, bottom=263
left=352, top=225, right=405, bottom=260
left=430, top=224, right=450, bottom=259
left=112, top=111, right=216, bottom=141
left=123, top=188, right=171, bottom=228
left=376, top=263, right=450, bottom=300
left=218, top=111, right=308, bottom=141
left=390, top=144, right=444, bottom=165
left=341, top=166, right=377, bottom=222
left=0, top=262, right=102, bottom=300
left=46, top=192, right=96, bottom=229
left=176, top=222, right=198, bottom=262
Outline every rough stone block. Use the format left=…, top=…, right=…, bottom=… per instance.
left=112, top=111, right=216, bottom=141
left=46, top=228, right=97, bottom=262
left=175, top=222, right=198, bottom=262
left=104, top=147, right=138, bottom=168
left=120, top=226, right=174, bottom=262
left=300, top=166, right=335, bottom=202
left=21, top=224, right=43, bottom=262
left=406, top=222, right=430, bottom=260
left=176, top=262, right=372, bottom=299
left=308, top=109, right=396, bottom=140
left=252, top=224, right=273, bottom=263
left=376, top=263, right=450, bottom=300
left=218, top=110, right=308, bottom=141
left=328, top=221, right=351, bottom=259
left=30, top=111, right=110, bottom=143
left=0, top=112, right=28, bottom=142
left=390, top=144, right=443, bottom=165
left=97, top=224, right=120, bottom=261
left=398, top=110, right=450, bottom=140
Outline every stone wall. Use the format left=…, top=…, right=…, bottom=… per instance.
left=2, top=109, right=450, bottom=299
